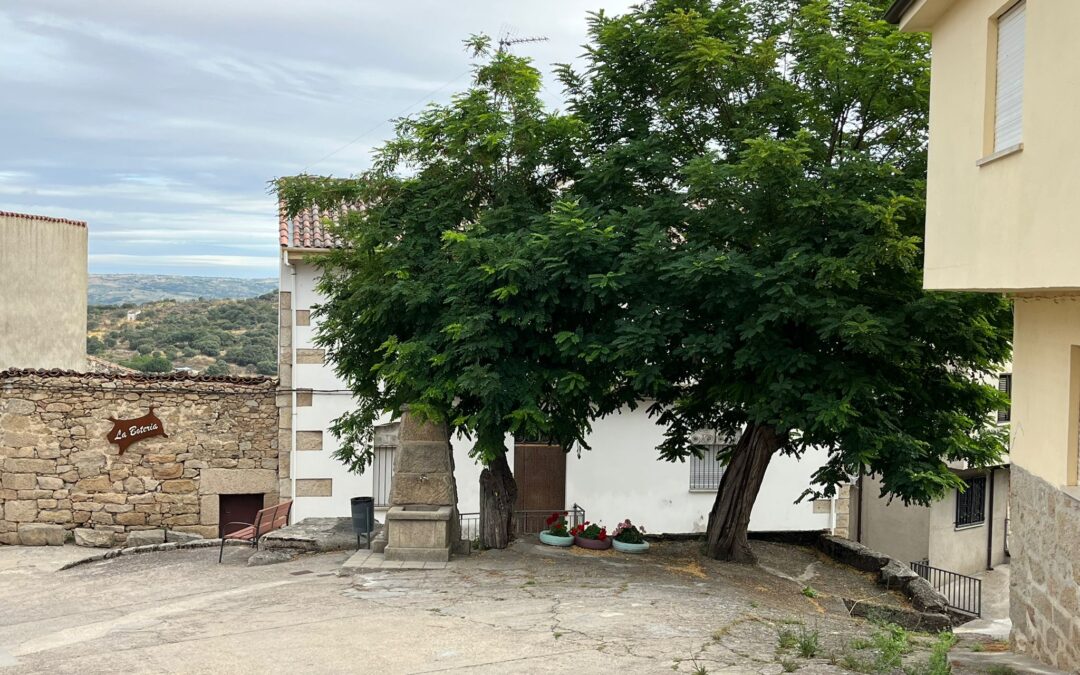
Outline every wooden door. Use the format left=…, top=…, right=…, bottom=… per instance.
left=513, top=442, right=566, bottom=534
left=219, top=494, right=264, bottom=536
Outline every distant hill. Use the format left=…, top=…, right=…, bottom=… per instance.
left=87, top=293, right=277, bottom=376
left=89, top=274, right=277, bottom=306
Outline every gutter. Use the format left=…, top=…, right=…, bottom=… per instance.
left=282, top=249, right=299, bottom=514
left=884, top=0, right=916, bottom=24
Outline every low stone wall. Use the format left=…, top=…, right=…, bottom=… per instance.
left=816, top=534, right=953, bottom=631
left=0, top=369, right=277, bottom=547
left=1009, top=465, right=1080, bottom=671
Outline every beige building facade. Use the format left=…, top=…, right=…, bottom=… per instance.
left=890, top=0, right=1080, bottom=669
left=0, top=212, right=88, bottom=371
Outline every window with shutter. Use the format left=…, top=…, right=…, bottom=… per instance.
left=997, top=373, right=1012, bottom=423
left=993, top=1, right=1025, bottom=152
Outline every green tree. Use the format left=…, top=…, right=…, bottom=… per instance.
left=558, top=0, right=1011, bottom=561
left=203, top=362, right=231, bottom=376
left=276, top=37, right=620, bottom=548
left=122, top=353, right=172, bottom=373
left=86, top=336, right=104, bottom=355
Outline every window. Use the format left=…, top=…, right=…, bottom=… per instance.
left=689, top=430, right=729, bottom=491
left=372, top=445, right=394, bottom=507
left=997, top=373, right=1012, bottom=423
left=955, top=475, right=987, bottom=528
left=993, top=1, right=1026, bottom=152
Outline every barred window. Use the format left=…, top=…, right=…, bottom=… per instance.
left=689, top=430, right=729, bottom=492
left=955, top=476, right=987, bottom=528
left=997, top=373, right=1012, bottom=423
left=372, top=445, right=394, bottom=508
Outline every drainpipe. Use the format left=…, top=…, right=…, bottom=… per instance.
left=282, top=250, right=298, bottom=515
left=855, top=472, right=864, bottom=543
left=986, top=467, right=995, bottom=571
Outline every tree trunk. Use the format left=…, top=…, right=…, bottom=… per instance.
left=479, top=453, right=517, bottom=549
left=705, top=423, right=783, bottom=563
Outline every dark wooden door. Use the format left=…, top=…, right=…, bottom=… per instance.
left=219, top=494, right=264, bottom=536
left=513, top=442, right=566, bottom=534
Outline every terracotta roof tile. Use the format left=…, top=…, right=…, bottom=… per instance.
left=0, top=367, right=274, bottom=386
left=278, top=201, right=355, bottom=249
left=0, top=211, right=87, bottom=228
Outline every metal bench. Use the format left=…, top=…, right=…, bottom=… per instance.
left=218, top=500, right=293, bottom=563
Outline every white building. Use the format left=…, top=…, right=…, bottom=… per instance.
left=277, top=203, right=840, bottom=534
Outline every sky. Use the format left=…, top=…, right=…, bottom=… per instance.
left=0, top=1, right=636, bottom=278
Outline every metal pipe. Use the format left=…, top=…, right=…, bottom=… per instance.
left=986, top=467, right=996, bottom=570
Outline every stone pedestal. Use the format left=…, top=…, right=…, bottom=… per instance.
left=370, top=409, right=461, bottom=559
left=383, top=506, right=453, bottom=562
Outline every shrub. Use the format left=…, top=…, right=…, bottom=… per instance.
left=612, top=519, right=646, bottom=544
left=544, top=512, right=570, bottom=537
left=570, top=522, right=607, bottom=541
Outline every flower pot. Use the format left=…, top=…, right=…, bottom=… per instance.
left=539, top=530, right=574, bottom=547
left=612, top=539, right=650, bottom=554
left=574, top=535, right=612, bottom=550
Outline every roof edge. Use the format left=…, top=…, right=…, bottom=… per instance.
left=0, top=211, right=87, bottom=228
left=0, top=367, right=275, bottom=386
left=885, top=0, right=917, bottom=24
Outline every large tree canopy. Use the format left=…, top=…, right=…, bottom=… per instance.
left=558, top=0, right=1011, bottom=560
left=279, top=0, right=1011, bottom=561
left=277, top=37, right=627, bottom=548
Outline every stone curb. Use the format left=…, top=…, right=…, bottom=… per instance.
left=815, top=534, right=955, bottom=626
left=58, top=539, right=250, bottom=570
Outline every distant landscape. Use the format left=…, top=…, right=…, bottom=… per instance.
left=89, top=274, right=276, bottom=306
left=86, top=275, right=279, bottom=376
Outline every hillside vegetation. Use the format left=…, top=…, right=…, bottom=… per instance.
left=87, top=293, right=278, bottom=376
left=89, top=274, right=277, bottom=305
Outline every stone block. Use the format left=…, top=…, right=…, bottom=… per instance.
left=161, top=479, right=196, bottom=493
left=198, top=469, right=276, bottom=495
left=2, top=473, right=37, bottom=490
left=389, top=474, right=456, bottom=507
left=295, top=309, right=311, bottom=326
left=74, top=528, right=115, bottom=548
left=394, top=442, right=452, bottom=474
left=153, top=463, right=183, bottom=479
left=18, top=523, right=66, bottom=546
left=294, top=348, right=324, bottom=364
left=76, top=476, right=113, bottom=492
left=93, top=493, right=127, bottom=505
left=398, top=413, right=448, bottom=443
left=36, top=476, right=64, bottom=490
left=0, top=532, right=20, bottom=545
left=3, top=500, right=37, bottom=522
left=3, top=458, right=56, bottom=474
left=296, top=431, right=323, bottom=451
left=296, top=389, right=313, bottom=407
left=124, top=529, right=165, bottom=547
left=295, top=478, right=333, bottom=497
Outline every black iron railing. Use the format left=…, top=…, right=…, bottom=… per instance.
left=910, top=560, right=982, bottom=617
left=459, top=504, right=586, bottom=543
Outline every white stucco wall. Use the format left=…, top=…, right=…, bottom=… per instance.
left=283, top=257, right=832, bottom=533
left=0, top=213, right=87, bottom=371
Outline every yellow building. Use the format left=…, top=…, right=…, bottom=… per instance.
left=888, top=0, right=1080, bottom=669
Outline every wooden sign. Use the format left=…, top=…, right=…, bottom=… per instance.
left=106, top=407, right=168, bottom=454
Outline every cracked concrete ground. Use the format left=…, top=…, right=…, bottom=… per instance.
left=0, top=539, right=951, bottom=674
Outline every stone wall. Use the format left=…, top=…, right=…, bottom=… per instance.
left=1009, top=465, right=1080, bottom=671
left=0, top=369, right=277, bottom=547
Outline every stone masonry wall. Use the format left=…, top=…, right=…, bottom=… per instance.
left=1009, top=465, right=1080, bottom=671
left=0, top=369, right=277, bottom=547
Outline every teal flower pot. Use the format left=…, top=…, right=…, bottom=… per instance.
left=539, top=530, right=574, bottom=547
left=612, top=539, right=650, bottom=554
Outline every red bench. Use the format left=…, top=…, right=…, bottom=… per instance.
left=218, top=500, right=293, bottom=563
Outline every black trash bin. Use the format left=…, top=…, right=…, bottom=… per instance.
left=350, top=496, right=375, bottom=550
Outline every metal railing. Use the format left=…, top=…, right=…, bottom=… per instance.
left=459, top=504, right=586, bottom=543
left=910, top=560, right=982, bottom=617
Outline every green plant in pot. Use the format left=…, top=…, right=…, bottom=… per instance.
left=539, top=512, right=574, bottom=547
left=571, top=521, right=611, bottom=550
left=612, top=519, right=649, bottom=553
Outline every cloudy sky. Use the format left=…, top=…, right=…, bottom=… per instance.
left=1, top=1, right=635, bottom=278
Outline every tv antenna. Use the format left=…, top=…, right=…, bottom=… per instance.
left=497, top=34, right=549, bottom=53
